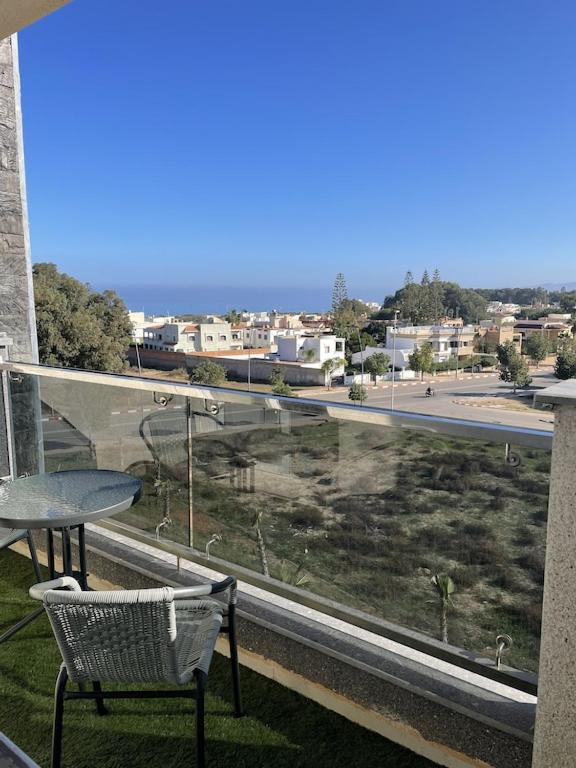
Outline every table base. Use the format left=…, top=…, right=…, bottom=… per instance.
left=0, top=524, right=89, bottom=645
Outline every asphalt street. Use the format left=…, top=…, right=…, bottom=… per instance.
left=297, top=368, right=557, bottom=431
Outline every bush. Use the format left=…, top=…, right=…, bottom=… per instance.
left=289, top=506, right=324, bottom=528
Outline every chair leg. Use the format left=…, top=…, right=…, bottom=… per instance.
left=228, top=605, right=243, bottom=717
left=92, top=681, right=108, bottom=715
left=195, top=671, right=206, bottom=768
left=26, top=531, right=42, bottom=583
left=52, top=665, right=68, bottom=768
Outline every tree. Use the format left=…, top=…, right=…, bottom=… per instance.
left=225, top=308, right=242, bottom=324
left=346, top=331, right=377, bottom=357
left=364, top=352, right=390, bottom=382
left=431, top=574, right=455, bottom=644
left=401, top=271, right=420, bottom=323
left=332, top=273, right=348, bottom=314
left=384, top=275, right=487, bottom=324
left=496, top=341, right=532, bottom=392
left=507, top=357, right=532, bottom=392
left=431, top=268, right=444, bottom=321
left=524, top=334, right=550, bottom=368
left=555, top=339, right=576, bottom=380
left=321, top=357, right=345, bottom=388
left=348, top=383, right=367, bottom=405
left=271, top=380, right=294, bottom=396
left=418, top=269, right=433, bottom=323
left=408, top=343, right=434, bottom=380
left=33, top=262, right=133, bottom=372
left=190, top=360, right=227, bottom=386
left=269, top=366, right=294, bottom=396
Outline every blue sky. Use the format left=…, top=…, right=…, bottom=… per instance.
left=18, top=0, right=576, bottom=311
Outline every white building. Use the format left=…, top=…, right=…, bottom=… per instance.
left=386, top=324, right=476, bottom=364
left=351, top=346, right=410, bottom=370
left=242, top=326, right=290, bottom=350
left=276, top=334, right=345, bottom=365
left=128, top=311, right=147, bottom=343
left=486, top=301, right=521, bottom=316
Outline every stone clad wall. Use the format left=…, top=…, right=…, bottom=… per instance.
left=0, top=34, right=38, bottom=364
left=0, top=35, right=40, bottom=477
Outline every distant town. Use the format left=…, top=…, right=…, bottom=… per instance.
left=125, top=273, right=576, bottom=418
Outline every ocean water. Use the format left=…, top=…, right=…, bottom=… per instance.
left=110, top=284, right=336, bottom=315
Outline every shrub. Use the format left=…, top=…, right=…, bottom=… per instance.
left=289, top=506, right=324, bottom=528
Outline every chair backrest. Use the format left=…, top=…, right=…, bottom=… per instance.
left=43, top=586, right=180, bottom=684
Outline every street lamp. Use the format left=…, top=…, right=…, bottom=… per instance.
left=391, top=310, right=399, bottom=411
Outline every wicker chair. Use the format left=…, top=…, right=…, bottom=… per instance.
left=0, top=528, right=42, bottom=643
left=30, top=576, right=228, bottom=768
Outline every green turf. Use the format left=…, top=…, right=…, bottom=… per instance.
left=0, top=550, right=434, bottom=768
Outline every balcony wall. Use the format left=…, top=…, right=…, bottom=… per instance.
left=1, top=362, right=555, bottom=767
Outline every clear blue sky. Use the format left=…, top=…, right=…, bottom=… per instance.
left=18, top=0, right=576, bottom=311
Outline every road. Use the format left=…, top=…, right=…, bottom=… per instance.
left=297, top=369, right=557, bottom=431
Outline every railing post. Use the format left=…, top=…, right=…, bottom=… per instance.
left=532, top=381, right=576, bottom=767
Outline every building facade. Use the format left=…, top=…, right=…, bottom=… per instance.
left=386, top=324, right=476, bottom=363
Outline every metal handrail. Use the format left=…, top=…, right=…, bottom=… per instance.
left=0, top=361, right=553, bottom=449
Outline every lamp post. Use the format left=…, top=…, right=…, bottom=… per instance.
left=391, top=310, right=399, bottom=411
left=454, top=306, right=461, bottom=380
left=354, top=327, right=365, bottom=406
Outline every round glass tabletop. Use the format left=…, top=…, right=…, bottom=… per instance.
left=0, top=470, right=142, bottom=529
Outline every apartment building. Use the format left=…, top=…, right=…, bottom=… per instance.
left=478, top=323, right=522, bottom=352
left=142, top=320, right=242, bottom=353
left=386, top=324, right=476, bottom=363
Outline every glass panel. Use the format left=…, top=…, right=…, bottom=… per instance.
left=7, top=371, right=549, bottom=675
left=189, top=400, right=549, bottom=674
left=10, top=374, right=191, bottom=547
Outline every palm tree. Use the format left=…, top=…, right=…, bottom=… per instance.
left=321, top=357, right=345, bottom=388
left=431, top=573, right=455, bottom=643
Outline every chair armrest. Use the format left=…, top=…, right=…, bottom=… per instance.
left=173, top=576, right=237, bottom=601
left=29, top=577, right=82, bottom=600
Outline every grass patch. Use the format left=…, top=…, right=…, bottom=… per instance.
left=0, top=551, right=432, bottom=768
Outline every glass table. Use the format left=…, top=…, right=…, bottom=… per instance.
left=0, top=469, right=142, bottom=642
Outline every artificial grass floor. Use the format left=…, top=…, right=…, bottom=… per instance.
left=0, top=550, right=434, bottom=768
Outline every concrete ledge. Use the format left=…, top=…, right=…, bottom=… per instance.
left=535, top=380, right=576, bottom=407
left=17, top=527, right=534, bottom=768
left=0, top=1, right=71, bottom=39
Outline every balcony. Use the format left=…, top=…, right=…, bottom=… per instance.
left=0, top=361, right=571, bottom=768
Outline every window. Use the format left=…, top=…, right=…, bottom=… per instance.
left=188, top=334, right=195, bottom=341
left=219, top=335, right=227, bottom=341
left=206, top=335, right=214, bottom=342
left=324, top=345, right=330, bottom=354
left=335, top=342, right=343, bottom=352
left=232, top=333, right=239, bottom=340
left=158, top=334, right=162, bottom=341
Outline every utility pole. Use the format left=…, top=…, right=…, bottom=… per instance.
left=454, top=306, right=460, bottom=380
left=391, top=310, right=399, bottom=410
left=356, top=327, right=365, bottom=406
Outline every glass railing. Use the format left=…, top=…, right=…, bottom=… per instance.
left=0, top=362, right=551, bottom=688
